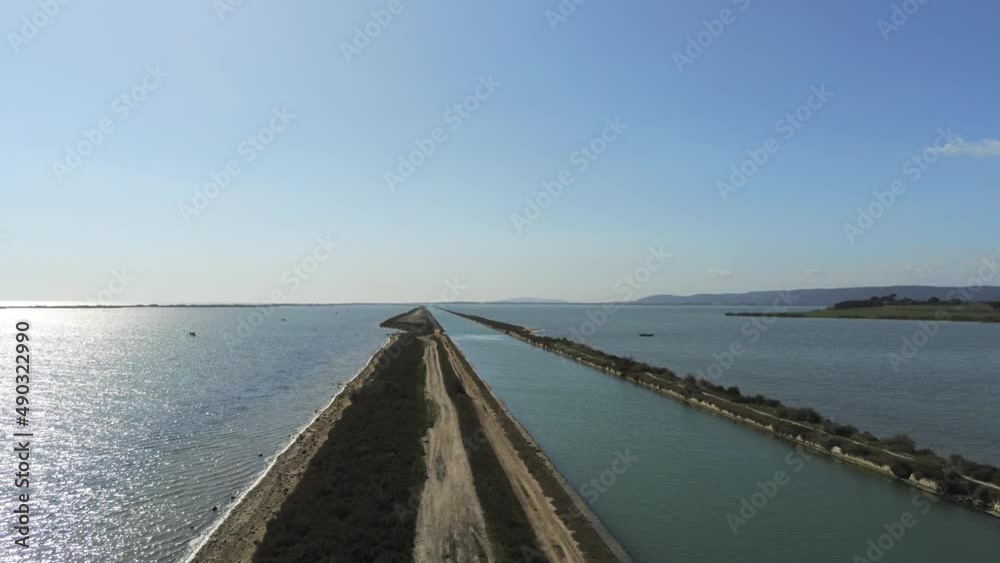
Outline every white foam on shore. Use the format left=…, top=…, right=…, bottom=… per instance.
left=182, top=334, right=394, bottom=562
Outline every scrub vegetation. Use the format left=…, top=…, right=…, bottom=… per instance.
left=253, top=329, right=430, bottom=563
left=381, top=306, right=441, bottom=335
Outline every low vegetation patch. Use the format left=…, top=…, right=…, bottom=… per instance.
left=380, top=306, right=440, bottom=336
left=726, top=294, right=1000, bottom=323
left=253, top=335, right=430, bottom=563
left=830, top=293, right=962, bottom=310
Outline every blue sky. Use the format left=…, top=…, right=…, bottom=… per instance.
left=1, top=0, right=997, bottom=303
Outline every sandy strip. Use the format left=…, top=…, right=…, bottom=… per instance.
left=443, top=334, right=632, bottom=563
left=412, top=337, right=494, bottom=563
left=438, top=335, right=589, bottom=563
left=187, top=334, right=401, bottom=563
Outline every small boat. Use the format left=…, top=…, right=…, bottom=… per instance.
left=281, top=318, right=286, bottom=321
left=638, top=333, right=654, bottom=337
left=189, top=331, right=197, bottom=337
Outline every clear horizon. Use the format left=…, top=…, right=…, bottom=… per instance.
left=4, top=281, right=1000, bottom=308
left=3, top=1, right=998, bottom=303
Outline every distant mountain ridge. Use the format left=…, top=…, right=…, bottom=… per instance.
left=635, top=286, right=1000, bottom=306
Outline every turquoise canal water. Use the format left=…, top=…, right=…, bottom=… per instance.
left=450, top=304, right=1000, bottom=466
left=436, top=308, right=1000, bottom=563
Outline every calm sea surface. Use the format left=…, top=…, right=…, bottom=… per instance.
left=450, top=304, right=1000, bottom=466
left=0, top=305, right=403, bottom=563
left=437, top=308, right=1000, bottom=563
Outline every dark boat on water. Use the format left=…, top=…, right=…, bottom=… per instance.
left=639, top=332, right=654, bottom=337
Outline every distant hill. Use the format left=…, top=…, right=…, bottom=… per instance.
left=635, top=286, right=1000, bottom=307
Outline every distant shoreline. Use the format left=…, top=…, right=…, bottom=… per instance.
left=0, top=303, right=417, bottom=309
left=0, top=302, right=878, bottom=310
left=9, top=284, right=1000, bottom=310
left=0, top=302, right=806, bottom=311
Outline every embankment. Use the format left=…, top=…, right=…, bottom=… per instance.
left=191, top=321, right=431, bottom=563
left=193, top=306, right=627, bottom=563
left=440, top=307, right=1000, bottom=520
left=382, top=305, right=442, bottom=335
left=436, top=333, right=630, bottom=563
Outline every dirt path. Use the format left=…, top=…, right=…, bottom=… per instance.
left=412, top=336, right=494, bottom=563
left=439, top=337, right=588, bottom=563
left=189, top=335, right=397, bottom=563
